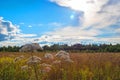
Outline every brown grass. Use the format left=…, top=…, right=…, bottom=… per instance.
left=0, top=52, right=120, bottom=80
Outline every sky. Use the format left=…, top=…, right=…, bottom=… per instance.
left=0, top=0, right=120, bottom=46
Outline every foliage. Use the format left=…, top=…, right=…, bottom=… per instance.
left=43, top=44, right=120, bottom=52
left=0, top=44, right=120, bottom=52
left=0, top=46, right=20, bottom=52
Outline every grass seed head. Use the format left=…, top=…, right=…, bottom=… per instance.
left=14, top=55, right=24, bottom=62
left=27, top=56, right=41, bottom=65
left=44, top=53, right=54, bottom=60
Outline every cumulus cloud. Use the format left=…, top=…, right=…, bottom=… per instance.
left=0, top=34, right=38, bottom=47
left=49, top=0, right=120, bottom=44
left=0, top=17, right=38, bottom=46
left=0, top=17, right=20, bottom=41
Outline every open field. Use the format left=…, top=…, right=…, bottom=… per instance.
left=0, top=52, right=120, bottom=80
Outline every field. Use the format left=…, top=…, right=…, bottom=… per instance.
left=0, top=52, right=120, bottom=80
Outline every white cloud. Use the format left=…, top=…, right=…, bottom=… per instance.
left=48, top=26, right=100, bottom=38
left=0, top=17, right=20, bottom=41
left=49, top=0, right=120, bottom=44
left=19, top=34, right=37, bottom=37
left=51, top=0, right=108, bottom=12
left=0, top=17, right=3, bottom=20
left=94, top=37, right=120, bottom=44
left=0, top=17, right=38, bottom=46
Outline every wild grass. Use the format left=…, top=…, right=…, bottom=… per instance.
left=0, top=52, right=120, bottom=80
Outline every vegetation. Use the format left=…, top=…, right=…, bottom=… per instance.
left=0, top=46, right=20, bottom=52
left=43, top=44, right=120, bottom=52
left=0, top=44, right=120, bottom=52
left=0, top=52, right=120, bottom=80
left=0, top=43, right=119, bottom=79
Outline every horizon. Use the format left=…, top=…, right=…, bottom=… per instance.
left=0, top=0, right=120, bottom=47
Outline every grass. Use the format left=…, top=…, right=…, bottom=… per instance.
left=0, top=52, right=120, bottom=80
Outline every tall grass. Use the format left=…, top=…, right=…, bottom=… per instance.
left=0, top=52, right=120, bottom=80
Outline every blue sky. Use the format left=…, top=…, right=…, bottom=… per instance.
left=0, top=0, right=77, bottom=34
left=0, top=0, right=120, bottom=46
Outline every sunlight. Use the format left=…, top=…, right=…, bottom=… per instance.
left=70, top=14, right=74, bottom=19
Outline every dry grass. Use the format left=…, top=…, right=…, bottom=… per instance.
left=0, top=52, right=120, bottom=80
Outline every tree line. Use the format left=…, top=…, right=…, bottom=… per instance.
left=0, top=43, right=120, bottom=52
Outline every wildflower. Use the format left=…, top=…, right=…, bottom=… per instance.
left=52, top=60, right=61, bottom=64
left=27, top=56, right=41, bottom=65
left=44, top=53, right=54, bottom=60
left=41, top=66, right=52, bottom=73
left=21, top=65, right=29, bottom=71
left=55, top=50, right=69, bottom=57
left=14, top=55, right=24, bottom=62
left=64, top=58, right=74, bottom=63
left=55, top=50, right=70, bottom=60
left=41, top=63, right=52, bottom=67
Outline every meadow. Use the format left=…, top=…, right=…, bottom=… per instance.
left=0, top=52, right=120, bottom=80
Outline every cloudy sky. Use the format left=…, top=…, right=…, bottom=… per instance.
left=0, top=0, right=120, bottom=46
